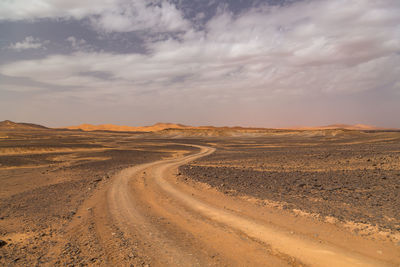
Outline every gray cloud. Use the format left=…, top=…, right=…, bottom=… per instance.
left=2, top=0, right=399, bottom=92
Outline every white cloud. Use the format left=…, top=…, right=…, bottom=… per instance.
left=89, top=1, right=189, bottom=33
left=66, top=36, right=93, bottom=51
left=0, top=0, right=117, bottom=20
left=0, top=0, right=189, bottom=33
left=0, top=0, right=399, bottom=102
left=8, top=36, right=48, bottom=51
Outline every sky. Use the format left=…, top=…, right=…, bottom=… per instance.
left=0, top=0, right=399, bottom=128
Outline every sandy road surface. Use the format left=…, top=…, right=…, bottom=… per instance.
left=67, top=145, right=399, bottom=266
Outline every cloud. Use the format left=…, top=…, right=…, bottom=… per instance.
left=8, top=36, right=48, bottom=51
left=0, top=0, right=117, bottom=21
left=66, top=36, right=92, bottom=51
left=0, top=0, right=399, bottom=102
left=0, top=0, right=189, bottom=33
left=89, top=1, right=189, bottom=33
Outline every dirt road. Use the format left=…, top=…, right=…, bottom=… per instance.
left=61, top=145, right=400, bottom=266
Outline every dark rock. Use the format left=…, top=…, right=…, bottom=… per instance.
left=0, top=240, right=7, bottom=248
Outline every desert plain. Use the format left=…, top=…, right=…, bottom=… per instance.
left=0, top=120, right=399, bottom=266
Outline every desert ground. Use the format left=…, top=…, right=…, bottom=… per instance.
left=0, top=121, right=399, bottom=266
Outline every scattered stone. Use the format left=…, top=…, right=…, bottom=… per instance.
left=179, top=137, right=400, bottom=233
left=0, top=240, right=7, bottom=248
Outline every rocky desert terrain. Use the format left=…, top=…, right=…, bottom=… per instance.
left=0, top=121, right=197, bottom=265
left=0, top=120, right=399, bottom=266
left=181, top=130, right=400, bottom=237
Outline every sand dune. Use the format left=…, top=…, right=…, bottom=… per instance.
left=65, top=122, right=391, bottom=133
left=64, top=122, right=188, bottom=132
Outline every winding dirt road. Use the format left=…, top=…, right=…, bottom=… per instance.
left=64, top=144, right=400, bottom=266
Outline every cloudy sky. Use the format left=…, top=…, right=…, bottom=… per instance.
left=0, top=0, right=399, bottom=128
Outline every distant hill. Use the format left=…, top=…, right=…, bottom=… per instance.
left=65, top=122, right=189, bottom=132
left=0, top=120, right=48, bottom=130
left=284, top=124, right=387, bottom=131
left=64, top=122, right=397, bottom=134
left=3, top=120, right=395, bottom=134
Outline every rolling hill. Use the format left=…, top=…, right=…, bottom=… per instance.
left=0, top=120, right=48, bottom=130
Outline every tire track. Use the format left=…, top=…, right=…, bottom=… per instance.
left=104, top=144, right=396, bottom=266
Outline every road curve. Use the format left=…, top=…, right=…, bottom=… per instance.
left=100, top=144, right=398, bottom=266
